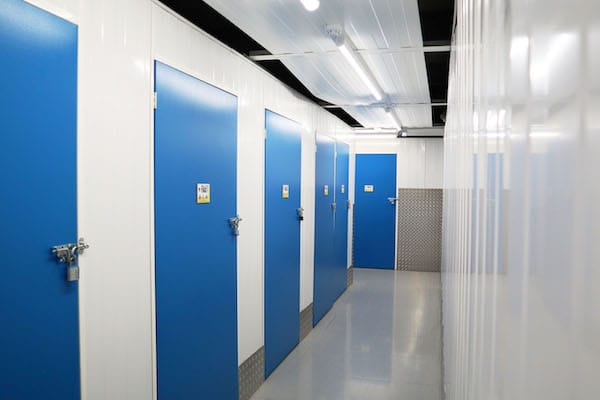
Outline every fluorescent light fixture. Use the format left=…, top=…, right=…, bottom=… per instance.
left=385, top=107, right=402, bottom=129
left=337, top=133, right=398, bottom=140
left=300, top=0, right=320, bottom=11
left=338, top=43, right=383, bottom=101
left=353, top=127, right=397, bottom=134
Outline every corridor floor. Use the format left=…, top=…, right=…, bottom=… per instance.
left=252, top=268, right=443, bottom=400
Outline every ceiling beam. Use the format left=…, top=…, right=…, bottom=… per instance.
left=322, top=102, right=447, bottom=108
left=249, top=45, right=451, bottom=61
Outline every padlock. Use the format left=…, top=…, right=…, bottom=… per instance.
left=67, top=265, right=80, bottom=282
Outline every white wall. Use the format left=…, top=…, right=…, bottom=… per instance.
left=352, top=138, right=444, bottom=189
left=443, top=0, right=600, bottom=399
left=25, top=0, right=352, bottom=399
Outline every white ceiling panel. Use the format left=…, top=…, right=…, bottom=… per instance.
left=203, top=0, right=433, bottom=128
left=345, top=104, right=432, bottom=128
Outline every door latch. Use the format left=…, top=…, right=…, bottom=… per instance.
left=387, top=197, right=399, bottom=204
left=229, top=215, right=242, bottom=236
left=297, top=207, right=304, bottom=221
left=331, top=202, right=337, bottom=212
left=52, top=238, right=89, bottom=282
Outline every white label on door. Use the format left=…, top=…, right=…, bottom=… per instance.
left=364, top=185, right=374, bottom=193
left=341, top=184, right=345, bottom=194
left=197, top=183, right=210, bottom=204
left=324, top=185, right=329, bottom=196
left=282, top=184, right=289, bottom=199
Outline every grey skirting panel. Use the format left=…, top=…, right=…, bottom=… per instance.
left=238, top=346, right=264, bottom=400
left=347, top=266, right=354, bottom=287
left=397, top=188, right=443, bottom=272
left=300, top=303, right=313, bottom=342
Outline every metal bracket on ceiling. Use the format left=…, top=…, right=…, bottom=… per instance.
left=248, top=46, right=451, bottom=61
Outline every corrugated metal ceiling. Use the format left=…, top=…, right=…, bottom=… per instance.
left=158, top=0, right=453, bottom=132
left=203, top=0, right=433, bottom=128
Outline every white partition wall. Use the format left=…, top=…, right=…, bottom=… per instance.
left=353, top=138, right=443, bottom=189
left=442, top=0, right=600, bottom=399
left=22, top=1, right=352, bottom=399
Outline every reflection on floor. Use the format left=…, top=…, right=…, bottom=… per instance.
left=252, top=268, right=443, bottom=400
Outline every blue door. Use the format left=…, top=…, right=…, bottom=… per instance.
left=313, top=135, right=336, bottom=324
left=264, top=110, right=302, bottom=377
left=154, top=61, right=238, bottom=399
left=353, top=154, right=397, bottom=269
left=334, top=142, right=350, bottom=296
left=0, top=2, right=79, bottom=399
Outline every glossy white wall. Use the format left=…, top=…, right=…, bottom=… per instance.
left=25, top=0, right=352, bottom=399
left=352, top=138, right=444, bottom=189
left=442, top=0, right=600, bottom=399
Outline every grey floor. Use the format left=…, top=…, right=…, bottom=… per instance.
left=252, top=268, right=443, bottom=400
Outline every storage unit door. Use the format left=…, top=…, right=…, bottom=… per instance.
left=0, top=1, right=80, bottom=399
left=154, top=61, right=238, bottom=399
left=313, top=135, right=336, bottom=325
left=264, top=110, right=302, bottom=377
left=334, top=141, right=350, bottom=297
left=353, top=154, right=397, bottom=269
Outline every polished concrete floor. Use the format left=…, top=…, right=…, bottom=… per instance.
left=252, top=268, right=443, bottom=400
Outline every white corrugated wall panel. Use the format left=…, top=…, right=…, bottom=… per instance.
left=442, top=0, right=600, bottom=399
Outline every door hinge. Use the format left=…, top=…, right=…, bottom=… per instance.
left=153, top=92, right=158, bottom=109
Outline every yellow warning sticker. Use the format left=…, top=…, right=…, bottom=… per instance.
left=364, top=185, right=374, bottom=193
left=197, top=183, right=210, bottom=204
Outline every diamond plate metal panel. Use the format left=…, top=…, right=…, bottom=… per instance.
left=300, top=303, right=314, bottom=342
left=238, top=347, right=265, bottom=400
left=397, top=189, right=443, bottom=272
left=347, top=266, right=354, bottom=287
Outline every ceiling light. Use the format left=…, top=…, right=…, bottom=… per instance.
left=300, top=0, right=320, bottom=11
left=353, top=127, right=398, bottom=134
left=337, top=133, right=398, bottom=140
left=326, top=26, right=383, bottom=101
left=385, top=107, right=402, bottom=129
left=338, top=44, right=383, bottom=101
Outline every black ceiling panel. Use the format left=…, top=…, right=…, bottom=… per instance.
left=418, top=0, right=453, bottom=126
left=417, top=0, right=455, bottom=46
left=159, top=0, right=265, bottom=55
left=424, top=52, right=451, bottom=103
left=432, top=105, right=447, bottom=127
left=325, top=108, right=363, bottom=128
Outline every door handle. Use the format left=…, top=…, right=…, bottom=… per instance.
left=387, top=197, right=399, bottom=204
left=52, top=238, right=89, bottom=282
left=331, top=202, right=337, bottom=212
left=297, top=207, right=304, bottom=221
left=229, top=215, right=242, bottom=236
